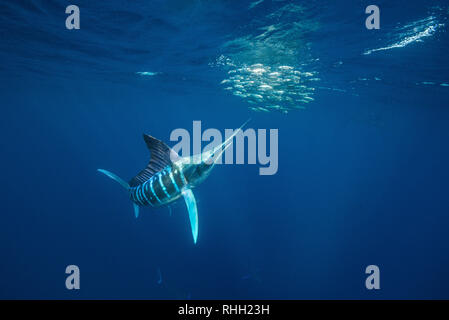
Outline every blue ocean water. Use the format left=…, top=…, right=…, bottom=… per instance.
left=0, top=0, right=448, bottom=299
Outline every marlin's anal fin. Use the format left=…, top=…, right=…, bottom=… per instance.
left=182, top=189, right=198, bottom=244
left=133, top=203, right=140, bottom=218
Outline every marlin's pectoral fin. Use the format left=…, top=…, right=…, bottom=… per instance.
left=182, top=189, right=198, bottom=244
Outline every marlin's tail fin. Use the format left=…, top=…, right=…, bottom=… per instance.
left=97, top=169, right=139, bottom=218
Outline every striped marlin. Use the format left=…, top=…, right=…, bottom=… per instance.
left=97, top=120, right=249, bottom=244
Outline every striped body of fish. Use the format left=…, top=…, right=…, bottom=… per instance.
left=97, top=120, right=249, bottom=244
left=129, top=164, right=187, bottom=207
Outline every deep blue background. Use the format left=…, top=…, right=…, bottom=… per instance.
left=0, top=0, right=448, bottom=299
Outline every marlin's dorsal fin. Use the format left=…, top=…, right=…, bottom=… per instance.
left=129, top=134, right=180, bottom=187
